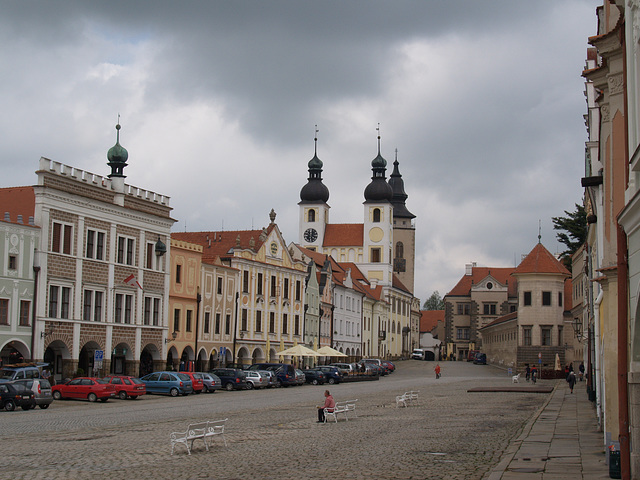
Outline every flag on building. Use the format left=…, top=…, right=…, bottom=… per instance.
left=123, top=274, right=142, bottom=289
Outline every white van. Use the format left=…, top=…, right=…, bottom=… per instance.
left=411, top=349, right=426, bottom=360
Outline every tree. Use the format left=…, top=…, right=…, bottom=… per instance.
left=552, top=203, right=587, bottom=266
left=423, top=291, right=444, bottom=310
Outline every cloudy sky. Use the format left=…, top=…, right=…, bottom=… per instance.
left=1, top=1, right=599, bottom=301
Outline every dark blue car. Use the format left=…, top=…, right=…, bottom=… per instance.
left=311, top=366, right=343, bottom=385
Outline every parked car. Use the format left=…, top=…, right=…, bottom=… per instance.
left=381, top=360, right=396, bottom=373
left=0, top=382, right=35, bottom=411
left=140, top=371, right=193, bottom=396
left=11, top=378, right=53, bottom=409
left=248, top=363, right=297, bottom=387
left=258, top=370, right=278, bottom=388
left=357, top=361, right=382, bottom=376
left=294, top=369, right=306, bottom=386
left=209, top=368, right=248, bottom=391
left=360, top=359, right=387, bottom=375
left=52, top=377, right=115, bottom=402
left=0, top=364, right=41, bottom=382
left=195, top=372, right=221, bottom=393
left=473, top=353, right=487, bottom=365
left=329, top=363, right=353, bottom=376
left=244, top=370, right=269, bottom=390
left=411, top=348, right=426, bottom=360
left=468, top=350, right=480, bottom=362
left=180, top=372, right=204, bottom=394
left=102, top=375, right=146, bottom=400
left=312, top=366, right=343, bottom=384
left=302, top=369, right=326, bottom=385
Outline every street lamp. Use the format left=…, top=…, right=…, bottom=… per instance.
left=572, top=317, right=583, bottom=342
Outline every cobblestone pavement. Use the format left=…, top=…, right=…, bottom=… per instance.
left=2, top=361, right=549, bottom=480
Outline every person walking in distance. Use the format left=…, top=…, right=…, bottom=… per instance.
left=567, top=370, right=577, bottom=393
left=434, top=364, right=441, bottom=379
left=317, top=390, right=335, bottom=423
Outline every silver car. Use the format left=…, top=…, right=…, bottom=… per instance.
left=258, top=370, right=278, bottom=388
left=195, top=372, right=221, bottom=393
left=244, top=370, right=268, bottom=390
left=294, top=369, right=306, bottom=386
left=12, top=378, right=53, bottom=409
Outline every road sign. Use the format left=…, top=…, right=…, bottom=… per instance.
left=95, top=350, right=104, bottom=362
left=538, top=352, right=542, bottom=359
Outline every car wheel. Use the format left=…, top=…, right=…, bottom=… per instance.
left=170, top=388, right=179, bottom=397
left=88, top=393, right=98, bottom=402
left=53, top=391, right=62, bottom=400
left=119, top=391, right=128, bottom=400
left=5, top=400, right=15, bottom=412
left=246, top=382, right=254, bottom=390
left=203, top=385, right=209, bottom=393
left=328, top=378, right=335, bottom=385
left=225, top=383, right=234, bottom=391
left=39, top=404, right=49, bottom=409
left=22, top=405, right=31, bottom=411
left=312, top=379, right=319, bottom=385
left=195, top=389, right=201, bottom=394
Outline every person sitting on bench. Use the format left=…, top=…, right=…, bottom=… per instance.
left=317, top=390, right=335, bottom=423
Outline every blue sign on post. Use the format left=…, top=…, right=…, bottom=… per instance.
left=94, top=350, right=104, bottom=362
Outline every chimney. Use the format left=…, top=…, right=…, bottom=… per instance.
left=4, top=212, right=9, bottom=222
left=29, top=216, right=35, bottom=226
left=17, top=215, right=23, bottom=224
left=465, top=263, right=474, bottom=275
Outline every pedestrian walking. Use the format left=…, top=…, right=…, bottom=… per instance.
left=434, top=364, right=441, bottom=379
left=567, top=371, right=576, bottom=393
left=525, top=365, right=531, bottom=382
left=531, top=366, right=537, bottom=384
left=579, top=362, right=585, bottom=382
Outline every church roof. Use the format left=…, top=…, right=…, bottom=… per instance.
left=513, top=243, right=570, bottom=276
left=323, top=223, right=364, bottom=247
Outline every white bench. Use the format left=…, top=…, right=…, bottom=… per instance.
left=396, top=391, right=419, bottom=408
left=344, top=399, right=358, bottom=419
left=170, top=418, right=228, bottom=455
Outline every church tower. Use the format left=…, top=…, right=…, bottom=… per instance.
left=388, top=152, right=416, bottom=293
left=299, top=129, right=330, bottom=251
left=361, top=130, right=394, bottom=286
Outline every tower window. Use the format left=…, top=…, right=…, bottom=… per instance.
left=371, top=248, right=381, bottom=263
left=395, top=242, right=404, bottom=259
left=373, top=208, right=381, bottom=223
left=308, top=209, right=316, bottom=222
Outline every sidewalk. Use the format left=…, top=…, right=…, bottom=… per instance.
left=484, top=380, right=610, bottom=480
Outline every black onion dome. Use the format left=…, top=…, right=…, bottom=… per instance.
left=364, top=150, right=392, bottom=203
left=388, top=158, right=415, bottom=218
left=300, top=153, right=329, bottom=203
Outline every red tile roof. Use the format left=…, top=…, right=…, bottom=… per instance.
left=392, top=274, right=411, bottom=294
left=446, top=267, right=517, bottom=297
left=513, top=243, right=570, bottom=276
left=172, top=225, right=276, bottom=263
left=420, top=310, right=444, bottom=333
left=323, top=224, right=364, bottom=247
left=0, top=186, right=35, bottom=225
left=479, top=311, right=518, bottom=330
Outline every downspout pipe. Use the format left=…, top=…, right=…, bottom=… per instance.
left=595, top=288, right=604, bottom=428
left=617, top=223, right=631, bottom=479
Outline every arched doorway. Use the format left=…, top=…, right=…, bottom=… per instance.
left=111, top=342, right=133, bottom=375
left=79, top=341, right=102, bottom=377
left=251, top=347, right=264, bottom=365
left=166, top=346, right=179, bottom=371
left=237, top=347, right=249, bottom=367
left=180, top=346, right=194, bottom=371
left=0, top=340, right=29, bottom=365
left=196, top=347, right=208, bottom=372
left=44, top=340, right=71, bottom=384
left=209, top=349, right=218, bottom=370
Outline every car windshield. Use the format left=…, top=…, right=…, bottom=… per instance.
left=177, top=373, right=191, bottom=381
left=130, top=378, right=144, bottom=385
left=94, top=378, right=108, bottom=384
left=0, top=369, right=17, bottom=380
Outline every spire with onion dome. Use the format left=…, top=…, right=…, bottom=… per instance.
left=364, top=124, right=393, bottom=203
left=388, top=150, right=415, bottom=219
left=107, top=118, right=128, bottom=178
left=299, top=125, right=330, bottom=203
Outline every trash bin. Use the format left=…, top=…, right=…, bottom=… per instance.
left=609, top=450, right=621, bottom=479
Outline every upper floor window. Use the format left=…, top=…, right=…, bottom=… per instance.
left=523, top=327, right=532, bottom=346
left=256, top=311, right=262, bottom=332
left=117, top=236, right=135, bottom=265
left=542, top=291, right=551, bottom=306
left=308, top=209, right=316, bottom=222
left=173, top=308, right=181, bottom=332
left=257, top=273, right=264, bottom=296
left=483, top=303, right=496, bottom=315
left=19, top=300, right=30, bottom=326
left=395, top=242, right=404, bottom=259
left=269, top=312, right=275, bottom=333
left=186, top=310, right=192, bottom=332
left=8, top=255, right=17, bottom=270
left=49, top=285, right=71, bottom=319
left=558, top=292, right=563, bottom=307
left=83, top=289, right=103, bottom=322
left=52, top=221, right=73, bottom=255
left=175, top=264, right=182, bottom=284
left=541, top=326, right=552, bottom=345
left=0, top=299, right=9, bottom=325
left=295, top=280, right=301, bottom=301
left=86, top=229, right=106, bottom=260
left=115, top=293, right=133, bottom=324
left=371, top=248, right=381, bottom=263
left=523, top=291, right=532, bottom=306
left=144, top=297, right=160, bottom=326
left=145, top=242, right=162, bottom=270
left=217, top=277, right=224, bottom=295
left=241, top=309, right=248, bottom=331
left=243, top=271, right=249, bottom=293
left=271, top=276, right=277, bottom=297
left=204, top=311, right=211, bottom=334
left=373, top=208, right=381, bottom=223
left=294, top=315, right=300, bottom=336
left=283, top=278, right=289, bottom=299
left=225, top=314, right=231, bottom=335
left=282, top=313, right=288, bottom=334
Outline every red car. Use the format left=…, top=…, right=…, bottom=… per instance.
left=52, top=377, right=115, bottom=402
left=102, top=375, right=147, bottom=400
left=181, top=372, right=204, bottom=394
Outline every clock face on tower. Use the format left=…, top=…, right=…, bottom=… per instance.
left=304, top=228, right=318, bottom=243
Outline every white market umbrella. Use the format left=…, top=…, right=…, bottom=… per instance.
left=276, top=344, right=322, bottom=357
left=316, top=346, right=347, bottom=357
